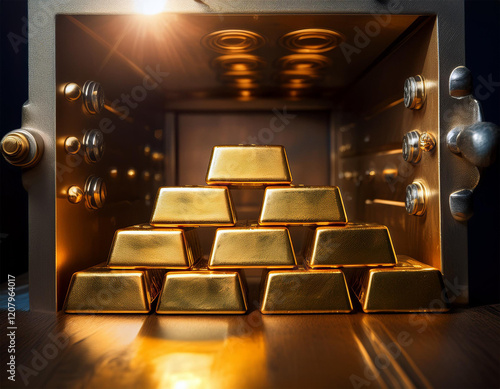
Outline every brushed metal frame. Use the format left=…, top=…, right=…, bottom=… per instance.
left=25, top=0, right=469, bottom=310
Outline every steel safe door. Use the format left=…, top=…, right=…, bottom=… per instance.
left=2, top=0, right=498, bottom=311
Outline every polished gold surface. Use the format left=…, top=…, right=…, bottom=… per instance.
left=276, top=54, right=332, bottom=71
left=419, top=132, right=436, bottom=152
left=107, top=224, right=202, bottom=269
left=219, top=71, right=262, bottom=89
left=150, top=186, right=236, bottom=226
left=67, top=185, right=84, bottom=204
left=212, top=54, right=266, bottom=72
left=260, top=269, right=353, bottom=314
left=64, top=267, right=164, bottom=313
left=63, top=82, right=81, bottom=101
left=209, top=224, right=297, bottom=269
left=156, top=264, right=247, bottom=314
left=277, top=70, right=322, bottom=89
left=64, top=136, right=81, bottom=154
left=259, top=186, right=348, bottom=225
left=279, top=29, right=345, bottom=53
left=202, top=29, right=266, bottom=54
left=304, top=223, right=397, bottom=268
left=348, top=256, right=449, bottom=313
left=335, top=19, right=443, bottom=276
left=206, top=145, right=292, bottom=186
left=1, top=133, right=29, bottom=161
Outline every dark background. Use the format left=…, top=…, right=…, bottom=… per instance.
left=1, top=0, right=499, bottom=305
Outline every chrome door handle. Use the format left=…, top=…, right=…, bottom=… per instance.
left=447, top=122, right=499, bottom=168
left=446, top=66, right=500, bottom=221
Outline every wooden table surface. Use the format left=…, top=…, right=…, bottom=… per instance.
left=1, top=275, right=500, bottom=389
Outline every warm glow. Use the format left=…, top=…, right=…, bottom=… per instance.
left=135, top=0, right=166, bottom=15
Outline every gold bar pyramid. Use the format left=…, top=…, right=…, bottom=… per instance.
left=64, top=144, right=447, bottom=315
left=206, top=145, right=292, bottom=186
left=156, top=260, right=248, bottom=314
left=150, top=186, right=236, bottom=227
left=260, top=269, right=353, bottom=314
left=259, top=186, right=348, bottom=225
left=209, top=223, right=297, bottom=269
left=347, top=256, right=449, bottom=313
left=304, top=223, right=397, bottom=268
left=107, top=224, right=202, bottom=269
left=64, top=266, right=163, bottom=313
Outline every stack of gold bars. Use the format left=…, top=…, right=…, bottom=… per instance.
left=64, top=145, right=448, bottom=314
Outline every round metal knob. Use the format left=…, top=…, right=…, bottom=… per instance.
left=84, top=176, right=107, bottom=209
left=449, top=189, right=474, bottom=222
left=64, top=136, right=81, bottom=154
left=419, top=132, right=436, bottom=152
left=449, top=66, right=473, bottom=98
left=405, top=181, right=427, bottom=216
left=447, top=122, right=499, bottom=167
left=64, top=83, right=82, bottom=101
left=83, top=129, right=104, bottom=163
left=404, top=75, right=426, bottom=110
left=1, top=129, right=44, bottom=168
left=82, top=80, right=104, bottom=114
left=67, top=186, right=84, bottom=204
left=402, top=131, right=422, bottom=163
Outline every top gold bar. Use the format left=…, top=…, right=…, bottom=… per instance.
left=150, top=186, right=236, bottom=227
left=259, top=186, right=348, bottom=225
left=205, top=145, right=292, bottom=186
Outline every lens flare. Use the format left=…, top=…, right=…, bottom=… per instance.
left=135, top=0, right=166, bottom=15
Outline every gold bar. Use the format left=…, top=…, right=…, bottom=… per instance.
left=206, top=145, right=292, bottom=186
left=209, top=224, right=297, bottom=268
left=348, top=256, right=449, bottom=313
left=304, top=223, right=397, bottom=268
left=106, top=224, right=201, bottom=269
left=260, top=269, right=353, bottom=314
left=156, top=261, right=247, bottom=314
left=150, top=186, right=236, bottom=227
left=258, top=186, right=348, bottom=225
left=64, top=266, right=164, bottom=313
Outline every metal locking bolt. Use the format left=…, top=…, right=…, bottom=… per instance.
left=402, top=131, right=422, bottom=163
left=84, top=176, right=107, bottom=210
left=404, top=75, right=426, bottom=110
left=83, top=129, right=104, bottom=163
left=1, top=129, right=44, bottom=168
left=405, top=181, right=427, bottom=216
left=82, top=80, right=104, bottom=114
left=403, top=131, right=436, bottom=163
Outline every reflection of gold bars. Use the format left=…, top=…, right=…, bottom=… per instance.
left=64, top=266, right=163, bottom=313
left=150, top=186, right=236, bottom=226
left=205, top=145, right=292, bottom=186
left=304, top=224, right=397, bottom=268
left=107, top=224, right=202, bottom=269
left=260, top=269, right=353, bottom=313
left=348, top=257, right=449, bottom=313
left=259, top=186, right=348, bottom=225
left=156, top=261, right=247, bottom=314
left=209, top=225, right=297, bottom=268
